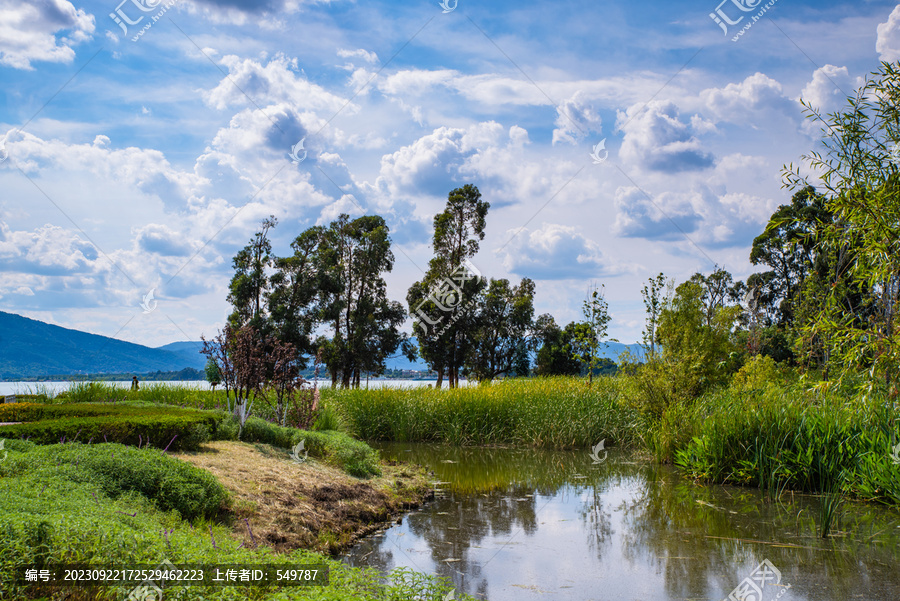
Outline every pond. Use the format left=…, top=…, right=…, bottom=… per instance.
left=343, top=443, right=900, bottom=601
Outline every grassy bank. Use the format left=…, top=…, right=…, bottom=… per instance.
left=0, top=440, right=456, bottom=600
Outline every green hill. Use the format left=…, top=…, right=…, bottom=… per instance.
left=0, top=311, right=199, bottom=379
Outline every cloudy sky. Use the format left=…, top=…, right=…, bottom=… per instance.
left=1, top=0, right=899, bottom=349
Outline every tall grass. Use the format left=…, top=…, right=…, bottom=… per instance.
left=674, top=380, right=900, bottom=511
left=58, top=381, right=216, bottom=408
left=330, top=377, right=645, bottom=449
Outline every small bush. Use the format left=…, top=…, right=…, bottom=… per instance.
left=240, top=416, right=296, bottom=448
left=730, top=354, right=783, bottom=391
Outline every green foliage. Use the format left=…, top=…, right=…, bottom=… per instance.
left=319, top=214, right=407, bottom=387
left=784, top=61, right=900, bottom=385
left=330, top=377, right=645, bottom=449
left=618, top=278, right=744, bottom=425
left=204, top=356, right=221, bottom=387
left=227, top=215, right=277, bottom=334
left=312, top=399, right=344, bottom=432
left=618, top=354, right=700, bottom=423
left=730, top=354, right=784, bottom=391
left=640, top=272, right=668, bottom=358
left=0, top=403, right=218, bottom=451
left=268, top=225, right=327, bottom=363
left=750, top=186, right=830, bottom=327
left=408, top=184, right=490, bottom=388
left=533, top=314, right=580, bottom=376
left=295, top=430, right=382, bottom=479
left=54, top=381, right=212, bottom=408
left=656, top=281, right=743, bottom=393
left=574, top=284, right=613, bottom=386
left=464, top=277, right=535, bottom=381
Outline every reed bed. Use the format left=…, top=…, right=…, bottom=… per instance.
left=329, top=377, right=646, bottom=449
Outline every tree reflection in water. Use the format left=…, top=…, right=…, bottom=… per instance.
left=343, top=442, right=900, bottom=601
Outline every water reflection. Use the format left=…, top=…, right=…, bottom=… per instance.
left=343, top=443, right=900, bottom=600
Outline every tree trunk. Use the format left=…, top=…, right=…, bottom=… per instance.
left=436, top=367, right=444, bottom=389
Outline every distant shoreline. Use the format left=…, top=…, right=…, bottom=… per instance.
left=0, top=367, right=437, bottom=382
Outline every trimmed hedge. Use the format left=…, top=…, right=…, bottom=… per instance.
left=0, top=443, right=230, bottom=521
left=0, top=403, right=219, bottom=451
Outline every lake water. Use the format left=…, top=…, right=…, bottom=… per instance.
left=0, top=379, right=467, bottom=396
left=343, top=442, right=900, bottom=601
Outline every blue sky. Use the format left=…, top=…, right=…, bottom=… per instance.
left=1, top=0, right=899, bottom=348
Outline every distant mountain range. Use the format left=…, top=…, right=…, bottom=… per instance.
left=0, top=311, right=206, bottom=380
left=0, top=310, right=643, bottom=380
left=600, top=341, right=645, bottom=361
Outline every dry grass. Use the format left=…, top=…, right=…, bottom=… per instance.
left=171, top=441, right=432, bottom=555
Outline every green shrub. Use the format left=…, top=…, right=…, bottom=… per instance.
left=291, top=430, right=381, bottom=478
left=212, top=412, right=240, bottom=441
left=0, top=439, right=35, bottom=453
left=730, top=354, right=784, bottom=391
left=240, top=416, right=296, bottom=448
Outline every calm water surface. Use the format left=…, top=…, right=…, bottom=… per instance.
left=0, top=379, right=462, bottom=396
left=343, top=443, right=900, bottom=601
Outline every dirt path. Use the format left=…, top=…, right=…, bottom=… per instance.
left=171, top=441, right=433, bottom=555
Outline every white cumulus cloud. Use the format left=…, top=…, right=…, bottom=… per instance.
left=0, top=0, right=94, bottom=70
